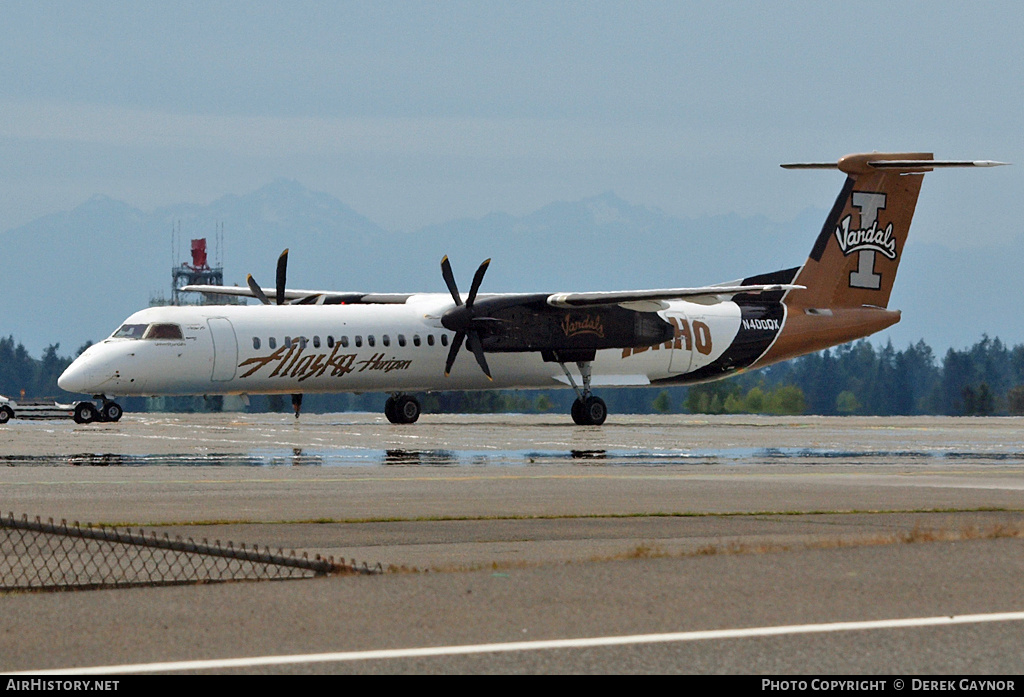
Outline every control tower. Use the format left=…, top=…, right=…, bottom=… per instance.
left=171, top=238, right=225, bottom=305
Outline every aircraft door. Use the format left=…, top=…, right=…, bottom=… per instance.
left=665, top=311, right=692, bottom=375
left=208, top=317, right=238, bottom=382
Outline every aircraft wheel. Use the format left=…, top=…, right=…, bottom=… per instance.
left=571, top=398, right=585, bottom=425
left=101, top=402, right=123, bottom=422
left=395, top=395, right=421, bottom=424
left=0, top=406, right=13, bottom=424
left=74, top=402, right=99, bottom=424
left=583, top=396, right=608, bottom=426
left=571, top=396, right=607, bottom=426
left=384, top=396, right=399, bottom=424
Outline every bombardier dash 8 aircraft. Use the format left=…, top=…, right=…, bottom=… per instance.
left=57, top=152, right=1004, bottom=425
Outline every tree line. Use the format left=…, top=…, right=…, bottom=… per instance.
left=4, top=333, right=1024, bottom=416
left=681, top=335, right=1024, bottom=416
left=0, top=338, right=85, bottom=404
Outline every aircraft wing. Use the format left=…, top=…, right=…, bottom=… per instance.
left=181, top=284, right=412, bottom=304
left=184, top=283, right=802, bottom=309
left=545, top=284, right=803, bottom=310
left=182, top=284, right=272, bottom=298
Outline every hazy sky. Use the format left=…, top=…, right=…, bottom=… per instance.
left=1, top=1, right=1020, bottom=246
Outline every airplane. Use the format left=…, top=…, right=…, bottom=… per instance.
left=57, top=151, right=1005, bottom=426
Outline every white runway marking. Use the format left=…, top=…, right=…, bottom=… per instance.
left=12, top=610, right=1024, bottom=675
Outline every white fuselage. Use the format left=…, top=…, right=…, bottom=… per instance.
left=58, top=294, right=750, bottom=398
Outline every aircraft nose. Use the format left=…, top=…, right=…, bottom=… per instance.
left=58, top=354, right=112, bottom=395
left=58, top=359, right=92, bottom=394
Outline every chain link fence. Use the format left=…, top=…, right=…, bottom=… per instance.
left=1, top=512, right=381, bottom=592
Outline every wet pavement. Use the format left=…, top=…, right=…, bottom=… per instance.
left=2, top=413, right=1024, bottom=673
left=3, top=412, right=1024, bottom=467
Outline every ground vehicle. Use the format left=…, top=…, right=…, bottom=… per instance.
left=0, top=395, right=112, bottom=424
left=0, top=395, right=75, bottom=423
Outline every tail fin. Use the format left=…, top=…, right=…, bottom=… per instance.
left=780, top=153, right=1006, bottom=308
left=786, top=151, right=932, bottom=310
left=753, top=152, right=1005, bottom=367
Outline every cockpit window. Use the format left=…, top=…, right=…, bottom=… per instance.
left=112, top=323, right=184, bottom=340
left=143, top=323, right=184, bottom=340
left=112, top=324, right=148, bottom=340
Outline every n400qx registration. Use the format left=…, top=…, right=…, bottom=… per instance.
left=58, top=152, right=1004, bottom=425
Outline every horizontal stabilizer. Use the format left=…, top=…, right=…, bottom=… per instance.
left=782, top=159, right=1008, bottom=171
left=864, top=159, right=1008, bottom=169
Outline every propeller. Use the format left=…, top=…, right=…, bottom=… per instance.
left=248, top=249, right=304, bottom=417
left=440, top=256, right=493, bottom=380
left=247, top=249, right=290, bottom=306
left=247, top=249, right=323, bottom=306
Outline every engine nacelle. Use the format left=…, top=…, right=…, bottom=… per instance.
left=472, top=297, right=674, bottom=353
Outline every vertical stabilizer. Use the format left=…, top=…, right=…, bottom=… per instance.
left=786, top=151, right=932, bottom=310
left=754, top=152, right=1005, bottom=367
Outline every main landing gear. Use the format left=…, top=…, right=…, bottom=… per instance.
left=557, top=359, right=608, bottom=426
left=73, top=398, right=124, bottom=424
left=385, top=394, right=421, bottom=424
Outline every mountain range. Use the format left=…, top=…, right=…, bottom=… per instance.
left=2, top=179, right=1020, bottom=358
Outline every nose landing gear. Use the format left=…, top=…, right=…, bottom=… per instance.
left=73, top=398, right=124, bottom=424
left=100, top=401, right=123, bottom=422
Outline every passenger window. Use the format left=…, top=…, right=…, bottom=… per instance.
left=427, top=335, right=435, bottom=346
left=441, top=334, right=449, bottom=346
left=298, top=337, right=308, bottom=349
left=398, top=335, right=406, bottom=347
left=367, top=335, right=375, bottom=347
left=269, top=337, right=277, bottom=349
left=285, top=336, right=292, bottom=349
left=355, top=336, right=362, bottom=347
left=313, top=336, right=321, bottom=349
left=382, top=335, right=390, bottom=347
left=253, top=337, right=261, bottom=350
left=341, top=336, right=350, bottom=348
left=327, top=336, right=334, bottom=348
left=144, top=324, right=184, bottom=340
left=413, top=335, right=421, bottom=347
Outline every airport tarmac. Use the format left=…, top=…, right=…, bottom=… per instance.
left=2, top=413, right=1024, bottom=674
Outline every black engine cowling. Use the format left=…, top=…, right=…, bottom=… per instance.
left=466, top=296, right=675, bottom=354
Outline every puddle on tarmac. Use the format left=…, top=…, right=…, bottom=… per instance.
left=2, top=447, right=1024, bottom=467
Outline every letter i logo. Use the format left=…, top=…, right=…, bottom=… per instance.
left=846, top=192, right=887, bottom=289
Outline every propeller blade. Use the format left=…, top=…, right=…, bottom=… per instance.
left=466, top=331, right=492, bottom=380
left=292, top=294, right=322, bottom=305
left=465, top=258, right=490, bottom=307
left=275, top=248, right=289, bottom=306
left=441, top=255, right=462, bottom=306
left=444, top=331, right=465, bottom=376
left=246, top=274, right=272, bottom=305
